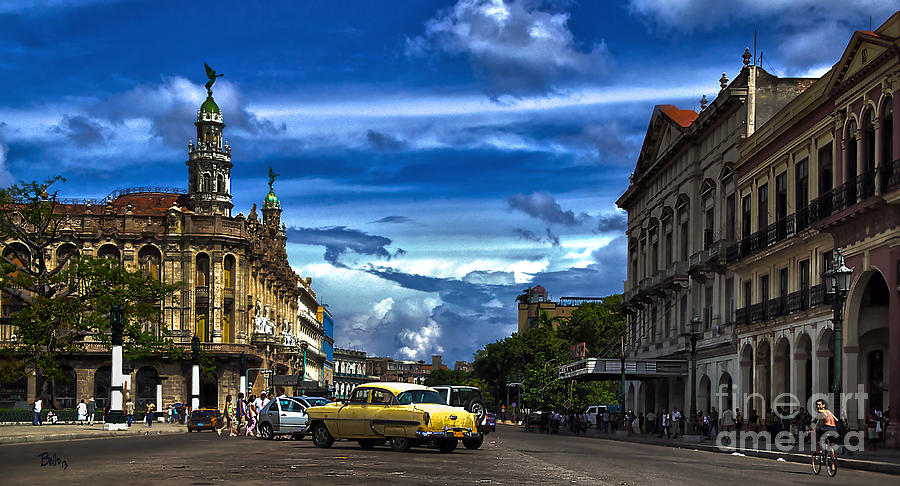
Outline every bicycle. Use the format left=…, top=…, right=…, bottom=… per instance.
left=811, top=435, right=838, bottom=477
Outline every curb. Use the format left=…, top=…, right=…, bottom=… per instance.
left=0, top=428, right=186, bottom=445
left=500, top=424, right=900, bottom=475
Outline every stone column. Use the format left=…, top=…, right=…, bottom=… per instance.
left=834, top=115, right=844, bottom=185
left=874, top=119, right=883, bottom=195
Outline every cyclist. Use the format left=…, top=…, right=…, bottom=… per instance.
left=813, top=399, right=838, bottom=453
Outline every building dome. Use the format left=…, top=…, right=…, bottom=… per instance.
left=200, top=95, right=220, bottom=114
left=264, top=190, right=280, bottom=209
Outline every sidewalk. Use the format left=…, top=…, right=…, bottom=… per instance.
left=0, top=422, right=186, bottom=444
left=507, top=424, right=900, bottom=475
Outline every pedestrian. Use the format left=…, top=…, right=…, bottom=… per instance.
left=722, top=407, right=735, bottom=432
left=32, top=396, right=43, bottom=426
left=660, top=409, right=671, bottom=439
left=734, top=408, right=743, bottom=432
left=672, top=408, right=681, bottom=438
left=87, top=397, right=96, bottom=426
left=646, top=410, right=656, bottom=435
left=236, top=392, right=246, bottom=435
left=253, top=393, right=263, bottom=413
left=220, top=394, right=235, bottom=436
left=77, top=399, right=88, bottom=425
left=245, top=394, right=258, bottom=436
left=708, top=407, right=719, bottom=439
left=146, top=401, right=156, bottom=427
left=125, top=398, right=135, bottom=426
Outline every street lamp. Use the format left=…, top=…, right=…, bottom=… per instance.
left=190, top=335, right=201, bottom=410
left=822, top=248, right=853, bottom=421
left=688, top=312, right=702, bottom=436
left=104, top=305, right=128, bottom=430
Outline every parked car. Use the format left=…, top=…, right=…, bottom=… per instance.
left=305, top=382, right=480, bottom=453
left=583, top=404, right=619, bottom=427
left=430, top=385, right=490, bottom=448
left=187, top=408, right=222, bottom=432
left=256, top=396, right=331, bottom=440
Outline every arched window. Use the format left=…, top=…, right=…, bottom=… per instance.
left=135, top=366, right=159, bottom=411
left=202, top=173, right=212, bottom=193
left=94, top=366, right=111, bottom=411
left=223, top=255, right=235, bottom=289
left=881, top=97, right=893, bottom=193
left=97, top=244, right=120, bottom=261
left=37, top=366, right=77, bottom=409
left=217, top=174, right=225, bottom=194
left=55, top=243, right=79, bottom=272
left=138, top=246, right=162, bottom=281
left=195, top=253, right=210, bottom=287
left=3, top=242, right=30, bottom=274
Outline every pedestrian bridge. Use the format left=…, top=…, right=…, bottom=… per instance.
left=558, top=358, right=688, bottom=381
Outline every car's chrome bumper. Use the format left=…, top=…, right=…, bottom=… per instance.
left=416, top=428, right=480, bottom=438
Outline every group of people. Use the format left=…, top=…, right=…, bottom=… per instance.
left=213, top=391, right=278, bottom=437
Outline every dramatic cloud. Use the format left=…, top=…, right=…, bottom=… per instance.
left=545, top=227, right=560, bottom=247
left=627, top=0, right=897, bottom=73
left=513, top=227, right=541, bottom=242
left=595, top=211, right=627, bottom=233
left=507, top=191, right=580, bottom=226
left=407, top=0, right=611, bottom=98
left=89, top=77, right=284, bottom=147
left=370, top=215, right=416, bottom=224
left=50, top=114, right=110, bottom=147
left=286, top=226, right=404, bottom=267
left=366, top=130, right=407, bottom=152
left=398, top=319, right=444, bottom=360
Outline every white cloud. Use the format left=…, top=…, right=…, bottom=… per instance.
left=398, top=319, right=444, bottom=360
left=373, top=297, right=394, bottom=320
left=407, top=0, right=612, bottom=98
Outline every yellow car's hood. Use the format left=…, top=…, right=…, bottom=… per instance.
left=412, top=403, right=476, bottom=431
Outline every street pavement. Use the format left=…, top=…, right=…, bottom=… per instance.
left=0, top=423, right=896, bottom=485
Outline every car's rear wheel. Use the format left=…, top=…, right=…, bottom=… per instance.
left=462, top=435, right=484, bottom=449
left=311, top=423, right=334, bottom=448
left=258, top=422, right=274, bottom=440
left=389, top=436, right=412, bottom=452
left=358, top=439, right=378, bottom=450
left=438, top=438, right=458, bottom=453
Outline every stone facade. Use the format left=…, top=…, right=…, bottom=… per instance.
left=1, top=82, right=329, bottom=411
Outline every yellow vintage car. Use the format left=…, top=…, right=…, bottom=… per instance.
left=306, top=382, right=481, bottom=452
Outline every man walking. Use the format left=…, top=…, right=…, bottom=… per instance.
left=672, top=408, right=681, bottom=438
left=145, top=401, right=156, bottom=428
left=660, top=409, right=671, bottom=439
left=708, top=407, right=719, bottom=440
left=125, top=398, right=135, bottom=426
left=87, top=397, right=96, bottom=426
left=32, top=396, right=43, bottom=426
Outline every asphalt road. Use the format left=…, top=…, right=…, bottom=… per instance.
left=0, top=424, right=894, bottom=485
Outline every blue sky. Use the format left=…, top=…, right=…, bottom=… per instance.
left=1, top=0, right=896, bottom=363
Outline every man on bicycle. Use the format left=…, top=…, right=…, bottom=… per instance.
left=813, top=399, right=838, bottom=452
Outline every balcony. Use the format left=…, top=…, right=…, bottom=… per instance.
left=195, top=286, right=209, bottom=305
left=734, top=284, right=833, bottom=327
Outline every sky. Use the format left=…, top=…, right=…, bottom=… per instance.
left=1, top=0, right=897, bottom=364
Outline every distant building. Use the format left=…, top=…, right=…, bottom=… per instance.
left=366, top=356, right=427, bottom=384
left=333, top=348, right=367, bottom=400
left=318, top=306, right=335, bottom=395
left=516, top=285, right=604, bottom=334
left=454, top=361, right=473, bottom=372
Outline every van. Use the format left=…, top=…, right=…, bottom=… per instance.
left=584, top=404, right=619, bottom=427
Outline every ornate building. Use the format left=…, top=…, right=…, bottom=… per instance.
left=333, top=348, right=368, bottom=400
left=0, top=74, right=329, bottom=411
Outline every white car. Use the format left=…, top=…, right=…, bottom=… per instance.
left=584, top=405, right=609, bottom=427
left=256, top=396, right=330, bottom=440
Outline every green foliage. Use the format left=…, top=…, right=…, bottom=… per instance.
left=472, top=295, right=626, bottom=412
left=0, top=178, right=183, bottom=386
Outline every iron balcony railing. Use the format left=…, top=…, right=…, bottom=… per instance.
left=734, top=284, right=833, bottom=327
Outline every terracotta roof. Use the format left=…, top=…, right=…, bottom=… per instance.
left=56, top=192, right=186, bottom=217
left=658, top=104, right=698, bottom=128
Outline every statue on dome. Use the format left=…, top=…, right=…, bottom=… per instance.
left=268, top=166, right=280, bottom=192
left=204, top=62, right=223, bottom=95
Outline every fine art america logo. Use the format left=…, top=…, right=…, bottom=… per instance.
left=710, top=386, right=878, bottom=453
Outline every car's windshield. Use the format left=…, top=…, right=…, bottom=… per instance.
left=396, top=390, right=446, bottom=405
left=304, top=398, right=330, bottom=407
left=451, top=388, right=482, bottom=407
left=191, top=410, right=216, bottom=418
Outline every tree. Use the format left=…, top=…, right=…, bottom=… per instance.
left=0, top=178, right=182, bottom=405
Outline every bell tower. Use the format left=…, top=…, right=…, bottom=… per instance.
left=186, top=64, right=233, bottom=216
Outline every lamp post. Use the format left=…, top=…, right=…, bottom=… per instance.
left=190, top=335, right=201, bottom=410
left=104, top=305, right=128, bottom=430
left=688, top=312, right=702, bottom=436
left=822, top=248, right=853, bottom=420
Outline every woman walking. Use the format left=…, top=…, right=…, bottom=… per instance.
left=77, top=399, right=88, bottom=425
left=245, top=394, right=257, bottom=437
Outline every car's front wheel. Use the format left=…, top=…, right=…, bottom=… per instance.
left=389, top=436, right=413, bottom=452
left=462, top=435, right=484, bottom=449
left=437, top=438, right=458, bottom=453
left=258, top=422, right=274, bottom=440
left=311, top=423, right=334, bottom=448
